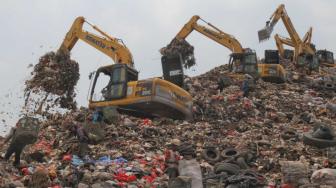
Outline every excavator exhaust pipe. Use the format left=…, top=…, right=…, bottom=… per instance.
left=258, top=26, right=273, bottom=42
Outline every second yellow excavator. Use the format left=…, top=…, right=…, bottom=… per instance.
left=58, top=17, right=193, bottom=120
left=258, top=4, right=319, bottom=71
left=162, top=15, right=286, bottom=83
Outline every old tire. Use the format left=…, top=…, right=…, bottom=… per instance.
left=202, top=148, right=221, bottom=163
left=303, top=133, right=336, bottom=148
left=143, top=127, right=160, bottom=138
left=236, top=157, right=249, bottom=169
left=214, top=162, right=240, bottom=175
left=221, top=148, right=239, bottom=159
left=281, top=130, right=298, bottom=140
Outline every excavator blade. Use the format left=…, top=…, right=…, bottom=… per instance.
left=258, top=26, right=273, bottom=42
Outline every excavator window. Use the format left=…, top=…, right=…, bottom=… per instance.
left=90, top=64, right=138, bottom=102
left=317, top=50, right=334, bottom=64
left=107, top=67, right=127, bottom=99
left=229, top=53, right=257, bottom=75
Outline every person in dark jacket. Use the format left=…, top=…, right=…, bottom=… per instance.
left=70, top=124, right=89, bottom=158
left=1, top=126, right=22, bottom=166
left=242, top=74, right=255, bottom=97
left=242, top=79, right=249, bottom=97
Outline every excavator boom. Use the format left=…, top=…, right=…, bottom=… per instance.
left=59, top=17, right=134, bottom=67
left=258, top=4, right=301, bottom=44
left=175, top=15, right=244, bottom=53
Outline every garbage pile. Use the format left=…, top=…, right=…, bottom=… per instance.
left=160, top=38, right=195, bottom=69
left=24, top=50, right=80, bottom=110
left=1, top=63, right=336, bottom=187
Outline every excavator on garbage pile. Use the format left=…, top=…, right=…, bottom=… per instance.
left=316, top=50, right=335, bottom=68
left=272, top=21, right=335, bottom=68
left=258, top=4, right=319, bottom=71
left=162, top=15, right=286, bottom=83
left=58, top=16, right=193, bottom=120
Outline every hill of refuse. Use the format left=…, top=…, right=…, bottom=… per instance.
left=0, top=60, right=336, bottom=187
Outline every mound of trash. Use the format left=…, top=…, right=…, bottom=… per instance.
left=1, top=60, right=336, bottom=187
left=24, top=50, right=79, bottom=110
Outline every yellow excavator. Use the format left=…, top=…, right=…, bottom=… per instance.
left=316, top=50, right=335, bottom=68
left=58, top=17, right=193, bottom=120
left=258, top=4, right=319, bottom=70
left=163, top=15, right=286, bottom=83
left=273, top=22, right=335, bottom=68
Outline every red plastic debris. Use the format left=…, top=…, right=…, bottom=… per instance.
left=243, top=98, right=253, bottom=109
left=114, top=173, right=137, bottom=182
left=142, top=175, right=156, bottom=183
left=21, top=167, right=30, bottom=176
left=31, top=139, right=52, bottom=154
left=62, top=154, right=72, bottom=162
left=281, top=184, right=294, bottom=188
left=142, top=118, right=152, bottom=126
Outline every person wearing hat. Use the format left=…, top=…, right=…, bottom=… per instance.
left=1, top=117, right=39, bottom=167
left=0, top=126, right=20, bottom=166
left=164, top=139, right=181, bottom=179
left=241, top=74, right=255, bottom=97
left=70, top=123, right=89, bottom=158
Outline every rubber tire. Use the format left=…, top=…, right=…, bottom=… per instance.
left=281, top=130, right=298, bottom=140
left=226, top=184, right=240, bottom=188
left=221, top=148, right=239, bottom=159
left=143, top=127, right=159, bottom=138
left=303, top=133, right=336, bottom=148
left=236, top=157, right=249, bottom=169
left=202, top=148, right=221, bottom=163
left=141, top=139, right=159, bottom=149
left=214, top=162, right=240, bottom=175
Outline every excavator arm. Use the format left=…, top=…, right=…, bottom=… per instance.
left=258, top=4, right=301, bottom=44
left=175, top=15, right=244, bottom=53
left=164, top=15, right=260, bottom=78
left=302, top=27, right=313, bottom=44
left=274, top=34, right=297, bottom=56
left=259, top=4, right=315, bottom=64
left=58, top=17, right=134, bottom=67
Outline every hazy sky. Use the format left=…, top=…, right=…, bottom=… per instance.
left=0, top=0, right=335, bottom=131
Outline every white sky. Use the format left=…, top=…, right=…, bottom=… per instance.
left=0, top=0, right=335, bottom=133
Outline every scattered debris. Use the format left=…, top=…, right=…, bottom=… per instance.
left=24, top=50, right=79, bottom=111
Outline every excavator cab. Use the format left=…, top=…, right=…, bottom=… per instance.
left=317, top=50, right=335, bottom=67
left=297, top=53, right=319, bottom=71
left=91, top=64, right=138, bottom=101
left=228, top=52, right=258, bottom=77
left=264, top=50, right=279, bottom=64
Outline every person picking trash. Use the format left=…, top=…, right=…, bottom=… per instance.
left=0, top=117, right=39, bottom=167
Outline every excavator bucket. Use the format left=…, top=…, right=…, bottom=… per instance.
left=258, top=25, right=273, bottom=42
